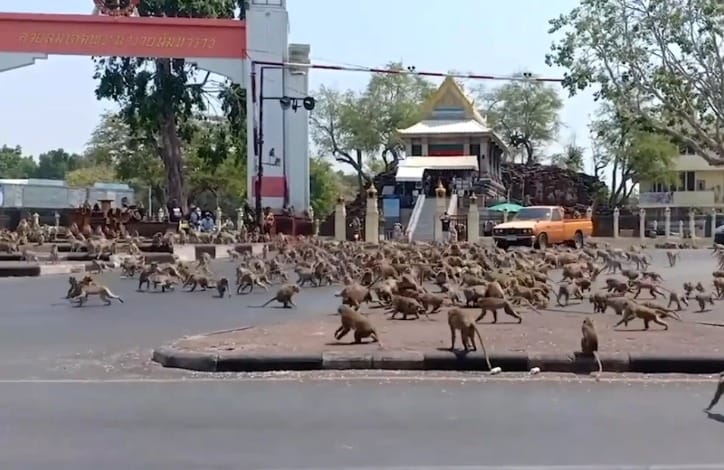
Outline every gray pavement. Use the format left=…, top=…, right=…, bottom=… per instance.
left=0, top=259, right=340, bottom=379
left=1, top=377, right=724, bottom=469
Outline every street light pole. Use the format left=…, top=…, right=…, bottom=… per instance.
left=251, top=61, right=316, bottom=229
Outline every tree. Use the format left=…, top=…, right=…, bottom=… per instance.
left=476, top=73, right=563, bottom=164
left=65, top=164, right=118, bottom=188
left=35, top=148, right=84, bottom=179
left=0, top=145, right=36, bottom=178
left=310, top=62, right=434, bottom=189
left=546, top=0, right=724, bottom=164
left=309, top=156, right=339, bottom=218
left=93, top=0, right=241, bottom=211
left=590, top=103, right=679, bottom=206
left=550, top=138, right=585, bottom=172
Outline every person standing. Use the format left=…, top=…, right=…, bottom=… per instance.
left=440, top=211, right=451, bottom=243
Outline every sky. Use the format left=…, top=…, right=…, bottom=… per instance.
left=0, top=0, right=597, bottom=172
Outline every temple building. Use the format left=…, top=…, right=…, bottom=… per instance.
left=394, top=76, right=507, bottom=199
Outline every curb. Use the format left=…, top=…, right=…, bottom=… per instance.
left=151, top=346, right=724, bottom=374
left=0, top=264, right=41, bottom=277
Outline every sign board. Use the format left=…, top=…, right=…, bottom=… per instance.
left=382, top=196, right=400, bottom=219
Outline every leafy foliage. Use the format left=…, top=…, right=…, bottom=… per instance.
left=35, top=149, right=85, bottom=179
left=92, top=0, right=241, bottom=209
left=475, top=73, right=563, bottom=164
left=0, top=145, right=37, bottom=179
left=590, top=103, right=679, bottom=206
left=309, top=156, right=339, bottom=218
left=550, top=138, right=585, bottom=173
left=547, top=0, right=724, bottom=164
left=310, top=62, right=434, bottom=187
left=65, top=164, right=118, bottom=188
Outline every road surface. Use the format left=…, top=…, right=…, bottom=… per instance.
left=1, top=375, right=724, bottom=469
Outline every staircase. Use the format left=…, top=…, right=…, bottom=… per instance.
left=412, top=197, right=439, bottom=241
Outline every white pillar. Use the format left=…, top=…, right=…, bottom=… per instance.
left=639, top=208, right=646, bottom=240
left=613, top=207, right=620, bottom=238
left=364, top=187, right=379, bottom=244
left=467, top=194, right=480, bottom=242
left=678, top=219, right=684, bottom=237
left=433, top=182, right=447, bottom=242
left=712, top=208, right=718, bottom=238
left=664, top=207, right=671, bottom=238
left=334, top=197, right=346, bottom=241
left=689, top=209, right=696, bottom=239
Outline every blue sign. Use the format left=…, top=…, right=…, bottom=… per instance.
left=382, top=197, right=400, bottom=218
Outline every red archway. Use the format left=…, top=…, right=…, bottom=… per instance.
left=0, top=12, right=245, bottom=59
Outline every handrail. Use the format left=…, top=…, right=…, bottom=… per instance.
left=406, top=193, right=425, bottom=242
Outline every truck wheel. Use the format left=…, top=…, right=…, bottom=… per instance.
left=535, top=233, right=548, bottom=250
left=495, top=240, right=509, bottom=250
left=573, top=231, right=584, bottom=249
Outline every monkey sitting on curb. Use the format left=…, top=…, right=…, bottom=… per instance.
left=447, top=307, right=493, bottom=371
left=580, top=317, right=602, bottom=380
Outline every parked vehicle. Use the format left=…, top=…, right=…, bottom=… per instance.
left=492, top=205, right=593, bottom=250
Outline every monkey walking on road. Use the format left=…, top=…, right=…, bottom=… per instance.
left=704, top=372, right=724, bottom=412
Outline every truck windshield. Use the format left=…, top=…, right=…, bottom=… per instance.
left=512, top=207, right=552, bottom=221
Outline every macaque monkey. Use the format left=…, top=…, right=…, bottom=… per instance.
left=694, top=292, right=715, bottom=312
left=260, top=284, right=300, bottom=308
left=475, top=297, right=522, bottom=324
left=581, top=317, right=603, bottom=378
left=447, top=307, right=493, bottom=371
left=666, top=250, right=679, bottom=267
left=556, top=283, right=583, bottom=306
left=216, top=277, right=231, bottom=298
left=614, top=304, right=669, bottom=330
left=65, top=276, right=83, bottom=299
left=50, top=244, right=59, bottom=264
left=667, top=291, right=689, bottom=311
left=236, top=272, right=269, bottom=294
left=334, top=305, right=379, bottom=344
left=71, top=277, right=124, bottom=306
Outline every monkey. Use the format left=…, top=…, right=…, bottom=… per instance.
left=639, top=301, right=683, bottom=321
left=260, top=284, right=300, bottom=308
left=475, top=296, right=522, bottom=324
left=620, top=268, right=640, bottom=281
left=387, top=295, right=429, bottom=320
left=630, top=279, right=667, bottom=299
left=696, top=281, right=706, bottom=293
left=574, top=277, right=593, bottom=293
left=215, top=277, right=231, bottom=298
left=184, top=273, right=215, bottom=292
left=666, top=291, right=689, bottom=311
left=605, top=278, right=630, bottom=295
left=614, top=303, right=669, bottom=330
left=683, top=282, right=695, bottom=298
left=151, top=273, right=177, bottom=293
left=604, top=257, right=623, bottom=274
left=21, top=247, right=38, bottom=263
left=588, top=291, right=609, bottom=313
left=334, top=305, right=379, bottom=344
left=694, top=292, right=716, bottom=312
left=49, top=244, right=59, bottom=264
left=581, top=317, right=603, bottom=378
left=602, top=295, right=634, bottom=315
left=641, top=271, right=664, bottom=283
left=236, top=272, right=270, bottom=294
left=70, top=278, right=124, bottom=306
left=666, top=250, right=679, bottom=267
left=447, top=307, right=493, bottom=370
left=704, top=371, right=724, bottom=412
left=418, top=292, right=445, bottom=313
left=556, top=283, right=583, bottom=307
left=295, top=266, right=318, bottom=287
left=87, top=259, right=106, bottom=274
left=714, top=277, right=724, bottom=298
left=65, top=276, right=83, bottom=299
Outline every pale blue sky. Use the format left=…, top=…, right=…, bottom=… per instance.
left=0, top=0, right=596, bottom=170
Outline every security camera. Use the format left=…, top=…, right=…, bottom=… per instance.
left=279, top=97, right=292, bottom=110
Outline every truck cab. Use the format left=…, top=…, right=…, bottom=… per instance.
left=492, top=205, right=593, bottom=250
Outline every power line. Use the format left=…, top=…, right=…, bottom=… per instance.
left=252, top=60, right=563, bottom=83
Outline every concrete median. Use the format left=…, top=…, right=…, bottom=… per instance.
left=151, top=345, right=724, bottom=375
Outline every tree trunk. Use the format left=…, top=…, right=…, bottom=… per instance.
left=158, top=113, right=188, bottom=214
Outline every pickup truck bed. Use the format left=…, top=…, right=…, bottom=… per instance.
left=491, top=206, right=593, bottom=250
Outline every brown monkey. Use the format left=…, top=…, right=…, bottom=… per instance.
left=683, top=282, right=695, bottom=298
left=580, top=317, right=603, bottom=377
left=666, top=291, right=689, bottom=311
left=447, top=307, right=493, bottom=370
left=216, top=277, right=231, bottom=298
left=71, top=278, right=124, bottom=306
left=334, top=305, right=379, bottom=344
left=556, top=283, right=583, bottom=306
left=387, top=295, right=429, bottom=320
left=588, top=291, right=609, bottom=313
left=630, top=279, right=666, bottom=299
left=475, top=297, right=522, bottom=323
left=614, top=304, right=669, bottom=330
left=260, top=284, right=300, bottom=308
left=295, top=266, right=318, bottom=287
left=418, top=292, right=445, bottom=313
left=605, top=278, right=630, bottom=295
left=236, top=272, right=269, bottom=294
left=184, top=273, right=215, bottom=292
left=574, top=277, right=593, bottom=293
left=666, top=250, right=679, bottom=267
left=641, top=271, right=664, bottom=283
left=694, top=292, right=715, bottom=312
left=603, top=296, right=634, bottom=315
left=65, top=276, right=83, bottom=299
left=49, top=244, right=59, bottom=264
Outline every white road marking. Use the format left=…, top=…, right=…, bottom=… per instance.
left=261, top=465, right=724, bottom=470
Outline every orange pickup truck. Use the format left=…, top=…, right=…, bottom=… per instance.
left=492, top=205, right=593, bottom=250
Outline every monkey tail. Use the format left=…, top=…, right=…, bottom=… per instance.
left=473, top=326, right=493, bottom=371
left=593, top=351, right=603, bottom=377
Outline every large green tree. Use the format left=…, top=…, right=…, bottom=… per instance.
left=590, top=103, right=679, bottom=206
left=310, top=62, right=434, bottom=189
left=0, top=145, right=37, bottom=178
left=93, top=0, right=243, bottom=211
left=309, top=156, right=339, bottom=218
left=546, top=0, right=724, bottom=164
left=35, top=148, right=84, bottom=179
left=550, top=137, right=585, bottom=173
left=476, top=73, right=563, bottom=164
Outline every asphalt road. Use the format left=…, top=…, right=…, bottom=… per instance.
left=0, top=259, right=341, bottom=379
left=1, top=376, right=724, bottom=469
